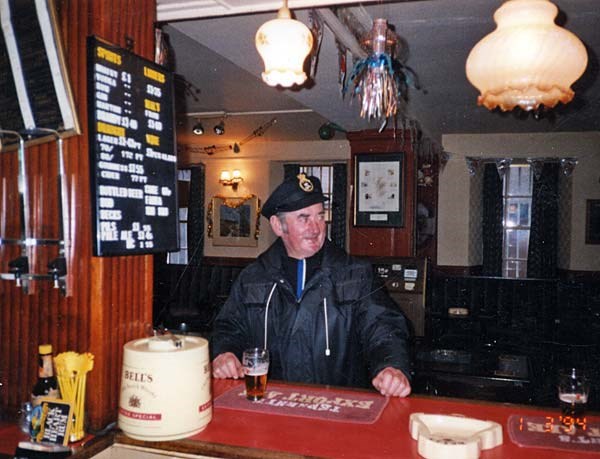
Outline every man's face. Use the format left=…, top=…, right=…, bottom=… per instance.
left=270, top=202, right=326, bottom=259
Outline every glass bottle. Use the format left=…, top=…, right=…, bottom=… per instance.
left=31, top=344, right=59, bottom=406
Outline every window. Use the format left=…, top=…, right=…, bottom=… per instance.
left=299, top=165, right=333, bottom=238
left=502, top=165, right=533, bottom=278
left=167, top=169, right=191, bottom=265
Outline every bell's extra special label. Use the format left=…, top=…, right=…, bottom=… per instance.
left=118, top=336, right=212, bottom=441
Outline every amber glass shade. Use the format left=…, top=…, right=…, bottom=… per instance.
left=466, top=0, right=588, bottom=111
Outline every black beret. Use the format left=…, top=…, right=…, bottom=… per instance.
left=261, top=173, right=328, bottom=218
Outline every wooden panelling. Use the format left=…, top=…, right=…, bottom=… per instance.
left=347, top=130, right=416, bottom=258
left=0, top=0, right=157, bottom=430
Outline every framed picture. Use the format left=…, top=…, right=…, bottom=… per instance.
left=585, top=199, right=600, bottom=244
left=208, top=195, right=260, bottom=247
left=354, top=153, right=404, bottom=227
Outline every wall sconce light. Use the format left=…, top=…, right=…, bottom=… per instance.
left=214, top=119, right=225, bottom=135
left=219, top=169, right=243, bottom=191
left=192, top=122, right=204, bottom=135
left=255, top=0, right=313, bottom=87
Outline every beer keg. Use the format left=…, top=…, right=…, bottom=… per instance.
left=118, top=335, right=212, bottom=441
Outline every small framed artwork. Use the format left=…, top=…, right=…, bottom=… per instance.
left=585, top=199, right=600, bottom=244
left=208, top=195, right=260, bottom=247
left=354, top=153, right=404, bottom=227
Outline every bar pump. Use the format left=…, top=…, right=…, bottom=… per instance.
left=0, top=129, right=32, bottom=292
left=0, top=128, right=72, bottom=296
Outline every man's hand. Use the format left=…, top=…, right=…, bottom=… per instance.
left=372, top=367, right=411, bottom=397
left=212, top=352, right=244, bottom=379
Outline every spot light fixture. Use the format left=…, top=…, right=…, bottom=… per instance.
left=192, top=122, right=204, bottom=135
left=219, top=169, right=243, bottom=191
left=214, top=119, right=225, bottom=135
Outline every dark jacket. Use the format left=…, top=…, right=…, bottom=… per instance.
left=210, top=239, right=411, bottom=389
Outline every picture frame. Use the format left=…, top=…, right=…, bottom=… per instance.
left=585, top=199, right=600, bottom=245
left=354, top=153, right=404, bottom=227
left=208, top=195, right=260, bottom=247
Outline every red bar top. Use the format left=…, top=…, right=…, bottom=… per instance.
left=183, top=379, right=597, bottom=459
left=2, top=379, right=597, bottom=459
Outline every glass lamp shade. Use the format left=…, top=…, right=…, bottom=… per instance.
left=466, top=0, right=588, bottom=111
left=219, top=170, right=231, bottom=182
left=255, top=7, right=313, bottom=87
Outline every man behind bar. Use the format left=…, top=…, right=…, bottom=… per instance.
left=211, top=173, right=411, bottom=397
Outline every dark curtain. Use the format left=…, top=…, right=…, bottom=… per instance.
left=154, top=164, right=207, bottom=330
left=331, top=163, right=347, bottom=249
left=187, top=165, right=205, bottom=266
left=527, top=162, right=559, bottom=279
left=482, top=163, right=503, bottom=276
left=283, top=163, right=300, bottom=181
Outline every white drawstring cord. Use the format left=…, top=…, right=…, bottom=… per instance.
left=323, top=298, right=331, bottom=356
left=264, top=282, right=278, bottom=349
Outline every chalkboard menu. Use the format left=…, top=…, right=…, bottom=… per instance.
left=88, top=36, right=179, bottom=256
left=0, top=0, right=79, bottom=146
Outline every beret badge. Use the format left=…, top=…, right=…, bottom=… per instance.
left=297, top=173, right=314, bottom=192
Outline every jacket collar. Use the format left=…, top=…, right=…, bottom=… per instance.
left=259, top=238, right=347, bottom=280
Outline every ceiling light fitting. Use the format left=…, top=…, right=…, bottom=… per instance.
left=255, top=0, right=314, bottom=88
left=219, top=169, right=243, bottom=191
left=318, top=122, right=346, bottom=140
left=214, top=120, right=225, bottom=135
left=466, top=0, right=588, bottom=112
left=192, top=122, right=204, bottom=135
left=184, top=118, right=277, bottom=156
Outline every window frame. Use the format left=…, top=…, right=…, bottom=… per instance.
left=501, top=164, right=533, bottom=278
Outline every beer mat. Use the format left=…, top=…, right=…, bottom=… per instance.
left=507, top=415, right=600, bottom=453
left=213, top=383, right=389, bottom=424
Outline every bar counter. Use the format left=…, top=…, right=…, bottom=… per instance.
left=1, top=379, right=597, bottom=459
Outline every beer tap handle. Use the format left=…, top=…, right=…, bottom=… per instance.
left=8, top=256, right=29, bottom=288
left=47, top=256, right=66, bottom=289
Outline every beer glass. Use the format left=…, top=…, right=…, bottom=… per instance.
left=242, top=348, right=269, bottom=401
left=558, top=368, right=589, bottom=424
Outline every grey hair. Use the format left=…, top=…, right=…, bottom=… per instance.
left=275, top=212, right=289, bottom=234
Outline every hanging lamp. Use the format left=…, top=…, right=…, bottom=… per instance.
left=255, top=0, right=313, bottom=87
left=465, top=0, right=588, bottom=112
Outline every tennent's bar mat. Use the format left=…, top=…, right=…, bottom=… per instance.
left=508, top=415, right=600, bottom=453
left=214, top=383, right=389, bottom=424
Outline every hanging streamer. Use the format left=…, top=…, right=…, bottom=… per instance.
left=343, top=19, right=419, bottom=121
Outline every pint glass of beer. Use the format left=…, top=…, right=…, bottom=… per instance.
left=558, top=368, right=589, bottom=425
left=242, top=348, right=269, bottom=401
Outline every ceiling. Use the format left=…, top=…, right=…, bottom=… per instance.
left=157, top=0, right=600, bottom=152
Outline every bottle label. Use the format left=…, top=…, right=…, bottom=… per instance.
left=39, top=354, right=54, bottom=378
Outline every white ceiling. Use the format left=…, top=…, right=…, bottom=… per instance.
left=158, top=0, right=600, bottom=151
left=157, top=0, right=368, bottom=21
